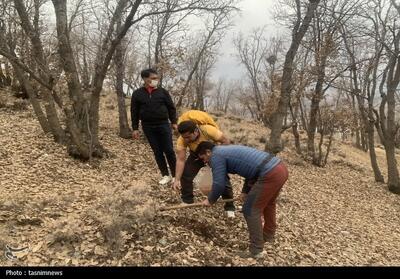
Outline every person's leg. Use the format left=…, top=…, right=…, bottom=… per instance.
left=159, top=124, right=177, bottom=177
left=142, top=125, right=169, bottom=176
left=261, top=163, right=288, bottom=238
left=242, top=179, right=266, bottom=255
left=181, top=153, right=204, bottom=203
left=221, top=176, right=235, bottom=211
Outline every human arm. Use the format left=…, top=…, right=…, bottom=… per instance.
left=163, top=89, right=177, bottom=126
left=218, top=133, right=230, bottom=145
left=172, top=148, right=186, bottom=191
left=130, top=92, right=140, bottom=138
left=207, top=155, right=227, bottom=204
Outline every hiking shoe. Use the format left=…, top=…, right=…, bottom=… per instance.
left=263, top=232, right=275, bottom=243
left=238, top=250, right=265, bottom=259
left=159, top=176, right=172, bottom=185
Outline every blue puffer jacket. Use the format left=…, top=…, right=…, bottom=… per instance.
left=208, top=145, right=280, bottom=203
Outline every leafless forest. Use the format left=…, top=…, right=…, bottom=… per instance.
left=1, top=0, right=400, bottom=266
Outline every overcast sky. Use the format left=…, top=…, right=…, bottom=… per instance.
left=213, top=0, right=285, bottom=81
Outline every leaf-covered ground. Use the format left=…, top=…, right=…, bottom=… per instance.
left=1, top=94, right=400, bottom=266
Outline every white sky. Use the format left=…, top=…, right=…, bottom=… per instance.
left=213, top=0, right=284, bottom=81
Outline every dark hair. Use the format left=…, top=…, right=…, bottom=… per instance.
left=140, top=68, right=158, bottom=79
left=195, top=141, right=216, bottom=156
left=178, top=120, right=197, bottom=134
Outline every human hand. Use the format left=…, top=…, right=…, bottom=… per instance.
left=132, top=130, right=140, bottom=140
left=172, top=124, right=178, bottom=131
left=240, top=193, right=247, bottom=202
left=172, top=180, right=181, bottom=192
left=202, top=198, right=211, bottom=206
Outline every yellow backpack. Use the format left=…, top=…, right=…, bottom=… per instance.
left=177, top=110, right=219, bottom=129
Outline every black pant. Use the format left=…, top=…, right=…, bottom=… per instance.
left=142, top=123, right=176, bottom=177
left=181, top=152, right=235, bottom=211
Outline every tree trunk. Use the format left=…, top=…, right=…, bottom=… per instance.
left=12, top=67, right=50, bottom=134
left=298, top=96, right=308, bottom=131
left=361, top=128, right=368, bottom=151
left=366, top=43, right=385, bottom=183
left=367, top=117, right=384, bottom=183
left=307, top=50, right=328, bottom=165
left=317, top=129, right=324, bottom=167
left=89, top=0, right=141, bottom=154
left=0, top=64, right=6, bottom=87
left=4, top=62, right=12, bottom=86
left=322, top=129, right=334, bottom=167
left=386, top=142, right=400, bottom=193
left=289, top=103, right=302, bottom=154
left=52, top=0, right=99, bottom=158
left=386, top=82, right=400, bottom=193
left=14, top=0, right=65, bottom=143
left=81, top=14, right=90, bottom=90
left=307, top=96, right=319, bottom=163
left=267, top=0, right=320, bottom=154
left=355, top=127, right=361, bottom=149
left=115, top=21, right=131, bottom=139
left=195, top=88, right=205, bottom=111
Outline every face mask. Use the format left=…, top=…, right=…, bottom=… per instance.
left=150, top=79, right=159, bottom=88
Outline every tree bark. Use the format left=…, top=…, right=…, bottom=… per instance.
left=14, top=0, right=65, bottom=143
left=289, top=102, right=302, bottom=154
left=8, top=58, right=50, bottom=133
left=307, top=52, right=327, bottom=165
left=322, top=129, right=334, bottom=167
left=267, top=0, right=320, bottom=154
left=115, top=20, right=131, bottom=139
left=367, top=116, right=384, bottom=182
left=89, top=0, right=141, bottom=151
left=52, top=0, right=93, bottom=158
left=385, top=59, right=400, bottom=194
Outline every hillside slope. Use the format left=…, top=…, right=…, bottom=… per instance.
left=1, top=94, right=400, bottom=266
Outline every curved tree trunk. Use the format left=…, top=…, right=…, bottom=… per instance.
left=267, top=0, right=320, bottom=154
left=367, top=117, right=384, bottom=183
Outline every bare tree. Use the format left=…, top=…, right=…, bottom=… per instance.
left=267, top=0, right=319, bottom=154
left=339, top=13, right=385, bottom=182
left=303, top=0, right=360, bottom=165
left=176, top=3, right=237, bottom=107
left=0, top=0, right=239, bottom=160
left=234, top=27, right=269, bottom=122
left=376, top=0, right=400, bottom=193
left=211, top=78, right=233, bottom=113
left=13, top=0, right=65, bottom=142
left=114, top=17, right=131, bottom=139
left=191, top=49, right=216, bottom=110
left=289, top=45, right=313, bottom=154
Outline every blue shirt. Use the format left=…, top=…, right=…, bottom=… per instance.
left=208, top=145, right=281, bottom=203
